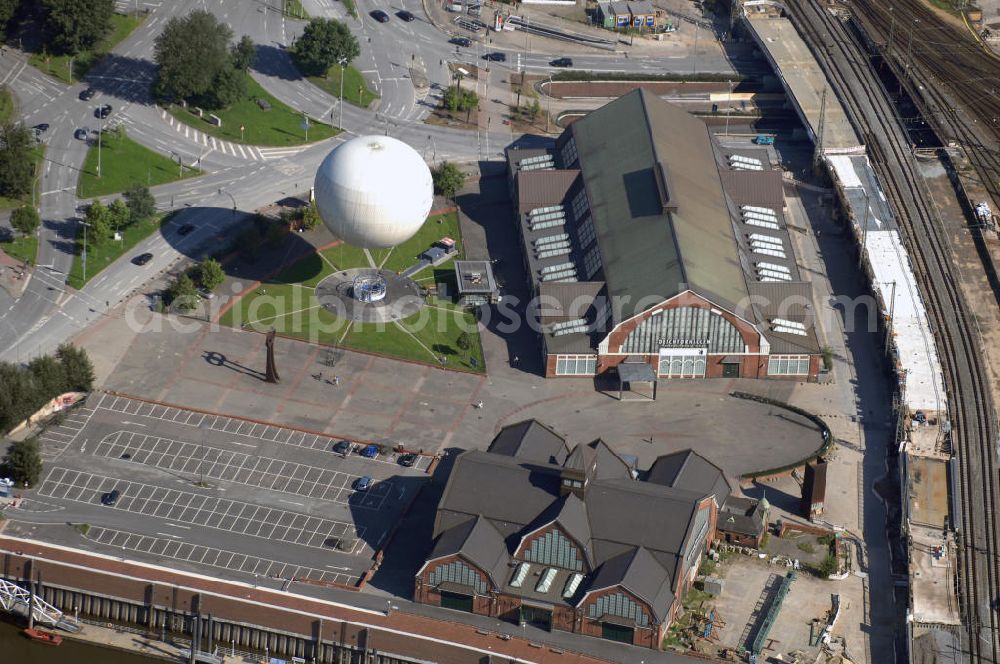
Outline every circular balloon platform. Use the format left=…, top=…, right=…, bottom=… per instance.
left=315, top=268, right=424, bottom=323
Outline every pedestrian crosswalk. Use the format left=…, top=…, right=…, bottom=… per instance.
left=159, top=109, right=310, bottom=162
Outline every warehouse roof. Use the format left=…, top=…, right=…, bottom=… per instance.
left=570, top=89, right=750, bottom=322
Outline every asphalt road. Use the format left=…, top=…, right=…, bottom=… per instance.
left=6, top=391, right=430, bottom=587
left=0, top=0, right=767, bottom=361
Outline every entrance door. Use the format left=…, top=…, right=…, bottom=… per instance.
left=440, top=591, right=474, bottom=612
left=722, top=362, right=740, bottom=378
left=520, top=605, right=553, bottom=630
left=601, top=622, right=633, bottom=644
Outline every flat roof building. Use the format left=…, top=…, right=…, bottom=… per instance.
left=505, top=89, right=821, bottom=381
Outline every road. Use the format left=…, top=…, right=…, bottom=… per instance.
left=0, top=0, right=763, bottom=361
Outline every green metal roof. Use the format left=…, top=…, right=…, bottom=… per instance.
left=570, top=89, right=750, bottom=322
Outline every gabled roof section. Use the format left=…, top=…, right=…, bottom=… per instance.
left=521, top=492, right=594, bottom=566
left=488, top=420, right=569, bottom=465
left=570, top=88, right=749, bottom=322
left=585, top=547, right=674, bottom=622
left=426, top=516, right=510, bottom=588
left=647, top=449, right=731, bottom=507
left=591, top=439, right=633, bottom=480
left=563, top=443, right=595, bottom=473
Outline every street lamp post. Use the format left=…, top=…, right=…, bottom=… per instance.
left=724, top=79, right=732, bottom=137
left=339, top=57, right=348, bottom=130
left=96, top=112, right=103, bottom=178
left=80, top=220, right=90, bottom=283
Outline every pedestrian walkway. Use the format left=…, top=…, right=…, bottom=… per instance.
left=155, top=110, right=312, bottom=162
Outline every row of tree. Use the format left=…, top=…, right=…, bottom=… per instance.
left=0, top=0, right=115, bottom=56
left=0, top=344, right=94, bottom=436
left=0, top=122, right=37, bottom=202
left=153, top=10, right=256, bottom=109
left=162, top=258, right=224, bottom=312
left=81, top=183, right=156, bottom=247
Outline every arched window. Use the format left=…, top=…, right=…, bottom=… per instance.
left=619, top=306, right=746, bottom=354
left=522, top=527, right=585, bottom=571
left=428, top=559, right=487, bottom=594
left=588, top=591, right=650, bottom=627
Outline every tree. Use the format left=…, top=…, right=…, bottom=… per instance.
left=167, top=273, right=199, bottom=311
left=84, top=200, right=111, bottom=246
left=432, top=162, right=464, bottom=199
left=290, top=18, right=360, bottom=77
left=3, top=438, right=42, bottom=487
left=0, top=123, right=36, bottom=199
left=124, top=183, right=156, bottom=223
left=10, top=206, right=39, bottom=235
left=232, top=35, right=256, bottom=72
left=527, top=98, right=541, bottom=120
left=456, top=331, right=471, bottom=351
left=301, top=202, right=321, bottom=230
left=196, top=258, right=224, bottom=291
left=108, top=198, right=129, bottom=230
left=0, top=0, right=19, bottom=34
left=206, top=63, right=247, bottom=109
left=27, top=354, right=66, bottom=400
left=154, top=10, right=234, bottom=101
left=41, top=0, right=114, bottom=55
left=56, top=343, right=94, bottom=392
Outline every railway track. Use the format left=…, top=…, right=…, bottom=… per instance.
left=780, top=2, right=1000, bottom=661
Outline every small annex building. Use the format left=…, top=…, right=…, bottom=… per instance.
left=415, top=420, right=767, bottom=648
left=505, top=89, right=822, bottom=381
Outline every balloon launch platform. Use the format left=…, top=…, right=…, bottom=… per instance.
left=315, top=268, right=425, bottom=323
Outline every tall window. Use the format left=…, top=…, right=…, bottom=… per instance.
left=657, top=352, right=706, bottom=378
left=575, top=214, right=596, bottom=249
left=583, top=247, right=602, bottom=278
left=767, top=355, right=810, bottom=376
left=570, top=189, right=589, bottom=221
left=556, top=355, right=597, bottom=376
left=428, top=560, right=487, bottom=594
left=522, top=527, right=585, bottom=571
left=561, top=138, right=579, bottom=168
left=621, top=306, right=745, bottom=355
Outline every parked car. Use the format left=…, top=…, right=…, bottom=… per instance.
left=177, top=223, right=195, bottom=236
left=550, top=57, right=573, bottom=67
left=33, top=123, right=50, bottom=133
left=79, top=87, right=96, bottom=101
left=74, top=128, right=89, bottom=140
left=397, top=9, right=415, bottom=21
left=132, top=252, right=154, bottom=266
left=100, top=489, right=121, bottom=506
left=96, top=104, right=112, bottom=119
left=360, top=444, right=379, bottom=458
left=355, top=475, right=373, bottom=491
left=398, top=453, right=417, bottom=467
left=483, top=52, right=506, bottom=62
left=198, top=288, right=215, bottom=300
left=370, top=9, right=390, bottom=22
left=333, top=440, right=352, bottom=455
left=450, top=36, right=472, bottom=47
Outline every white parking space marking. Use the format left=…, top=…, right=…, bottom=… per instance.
left=37, top=468, right=366, bottom=553
left=96, top=394, right=432, bottom=470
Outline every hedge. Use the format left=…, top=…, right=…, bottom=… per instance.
left=731, top=391, right=833, bottom=479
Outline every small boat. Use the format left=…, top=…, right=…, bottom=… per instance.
left=23, top=627, right=63, bottom=645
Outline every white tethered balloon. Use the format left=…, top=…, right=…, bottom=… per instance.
left=313, top=135, right=434, bottom=249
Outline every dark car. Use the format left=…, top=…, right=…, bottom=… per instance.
left=100, top=489, right=121, bottom=506
left=450, top=36, right=472, bottom=47
left=398, top=453, right=417, bottom=467
left=132, top=252, right=154, bottom=266
left=79, top=87, right=96, bottom=101
left=550, top=57, right=573, bottom=67
left=355, top=475, right=373, bottom=491
left=333, top=440, right=351, bottom=455
left=370, top=9, right=390, bottom=22
left=33, top=123, right=50, bottom=133
left=96, top=104, right=112, bottom=119
left=120, top=452, right=131, bottom=460
left=74, top=128, right=89, bottom=140
left=483, top=52, right=506, bottom=62
left=360, top=443, right=379, bottom=458
left=397, top=9, right=415, bottom=21
left=177, top=223, right=195, bottom=236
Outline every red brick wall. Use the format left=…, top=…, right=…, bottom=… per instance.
left=578, top=585, right=664, bottom=649
left=414, top=554, right=493, bottom=616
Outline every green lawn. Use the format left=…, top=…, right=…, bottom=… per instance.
left=168, top=75, right=338, bottom=146
left=0, top=86, right=15, bottom=123
left=306, top=65, right=379, bottom=111
left=284, top=0, right=309, bottom=18
left=0, top=144, right=45, bottom=210
left=29, top=13, right=144, bottom=84
left=67, top=212, right=172, bottom=290
left=0, top=233, right=38, bottom=265
left=77, top=130, right=201, bottom=198
left=219, top=212, right=485, bottom=371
